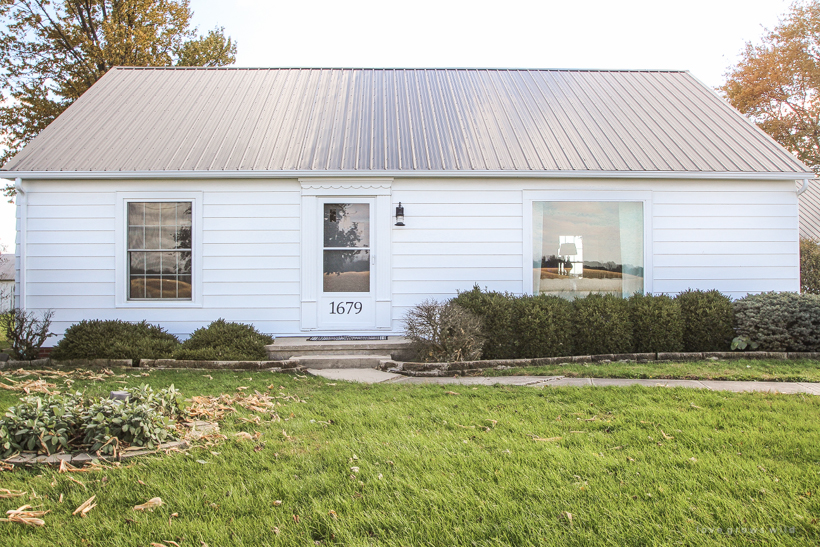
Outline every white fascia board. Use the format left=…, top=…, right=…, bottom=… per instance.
left=2, top=170, right=815, bottom=181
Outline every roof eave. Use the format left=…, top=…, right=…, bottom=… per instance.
left=1, top=169, right=814, bottom=181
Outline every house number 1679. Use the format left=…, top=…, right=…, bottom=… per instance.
left=329, top=301, right=363, bottom=314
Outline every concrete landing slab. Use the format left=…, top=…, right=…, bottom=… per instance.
left=291, top=354, right=391, bottom=369
left=306, top=368, right=403, bottom=383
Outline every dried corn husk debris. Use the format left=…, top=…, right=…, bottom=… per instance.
left=1, top=505, right=49, bottom=527
left=133, top=497, right=163, bottom=511
left=0, top=368, right=115, bottom=393
left=72, top=495, right=97, bottom=517
left=0, top=378, right=59, bottom=394
left=187, top=391, right=282, bottom=421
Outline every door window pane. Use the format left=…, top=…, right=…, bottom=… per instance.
left=324, top=203, right=370, bottom=247
left=323, top=250, right=370, bottom=292
left=533, top=202, right=643, bottom=298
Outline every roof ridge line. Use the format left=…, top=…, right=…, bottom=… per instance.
left=112, top=66, right=690, bottom=73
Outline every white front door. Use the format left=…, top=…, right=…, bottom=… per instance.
left=317, top=198, right=376, bottom=329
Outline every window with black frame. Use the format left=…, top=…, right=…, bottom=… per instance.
left=127, top=202, right=192, bottom=300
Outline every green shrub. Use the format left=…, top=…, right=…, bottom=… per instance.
left=800, top=237, right=820, bottom=294
left=173, top=319, right=274, bottom=361
left=676, top=289, right=734, bottom=352
left=511, top=294, right=573, bottom=358
left=0, top=385, right=181, bottom=457
left=628, top=293, right=683, bottom=353
left=452, top=286, right=516, bottom=359
left=734, top=291, right=820, bottom=352
left=403, top=299, right=484, bottom=362
left=50, top=319, right=179, bottom=361
left=81, top=398, right=174, bottom=455
left=127, top=384, right=183, bottom=419
left=571, top=294, right=633, bottom=355
left=0, top=393, right=83, bottom=455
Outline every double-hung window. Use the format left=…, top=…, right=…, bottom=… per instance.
left=127, top=202, right=192, bottom=300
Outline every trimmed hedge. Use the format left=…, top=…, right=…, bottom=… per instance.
left=452, top=286, right=517, bottom=359
left=571, top=293, right=633, bottom=355
left=453, top=287, right=574, bottom=359
left=173, top=319, right=274, bottom=361
left=734, top=291, right=820, bottom=352
left=512, top=295, right=573, bottom=358
left=448, top=287, right=739, bottom=359
left=629, top=293, right=683, bottom=353
left=676, top=289, right=734, bottom=352
left=50, top=319, right=179, bottom=362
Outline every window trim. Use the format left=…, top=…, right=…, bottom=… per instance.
left=115, top=192, right=203, bottom=308
left=522, top=190, right=653, bottom=296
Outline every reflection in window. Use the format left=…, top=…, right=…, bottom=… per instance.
left=128, top=202, right=192, bottom=300
left=323, top=203, right=370, bottom=292
left=533, top=202, right=643, bottom=298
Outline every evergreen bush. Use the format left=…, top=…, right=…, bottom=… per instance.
left=511, top=294, right=573, bottom=358
left=173, top=319, right=273, bottom=361
left=50, top=319, right=179, bottom=362
left=628, top=293, right=683, bottom=353
left=734, top=291, right=820, bottom=351
left=676, top=289, right=734, bottom=352
left=452, top=285, right=517, bottom=359
left=571, top=294, right=633, bottom=355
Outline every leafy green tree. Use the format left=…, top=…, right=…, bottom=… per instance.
left=722, top=0, right=820, bottom=173
left=0, top=0, right=236, bottom=178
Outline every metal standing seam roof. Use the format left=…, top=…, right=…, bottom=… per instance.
left=1, top=67, right=812, bottom=175
left=800, top=181, right=820, bottom=239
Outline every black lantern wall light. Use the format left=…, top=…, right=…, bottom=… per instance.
left=395, top=202, right=405, bottom=226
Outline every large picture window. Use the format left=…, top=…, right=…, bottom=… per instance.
left=533, top=201, right=643, bottom=298
left=127, top=202, right=192, bottom=300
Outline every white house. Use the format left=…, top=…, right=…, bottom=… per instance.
left=0, top=254, right=13, bottom=312
left=1, top=68, right=812, bottom=343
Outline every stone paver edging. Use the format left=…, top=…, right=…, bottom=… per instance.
left=378, top=351, right=820, bottom=377
left=0, top=358, right=306, bottom=372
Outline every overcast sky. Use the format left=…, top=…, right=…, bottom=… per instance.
left=0, top=0, right=793, bottom=253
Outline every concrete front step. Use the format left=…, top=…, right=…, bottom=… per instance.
left=288, top=354, right=392, bottom=369
left=267, top=336, right=413, bottom=361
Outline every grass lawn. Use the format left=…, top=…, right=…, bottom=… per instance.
left=0, top=367, right=818, bottom=546
left=482, top=359, right=820, bottom=383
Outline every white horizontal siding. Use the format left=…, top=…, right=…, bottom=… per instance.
left=203, top=230, right=298, bottom=244
left=18, top=176, right=801, bottom=341
left=652, top=179, right=799, bottom=298
left=22, top=179, right=303, bottom=340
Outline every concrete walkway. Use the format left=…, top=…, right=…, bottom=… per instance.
left=305, top=368, right=820, bottom=395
